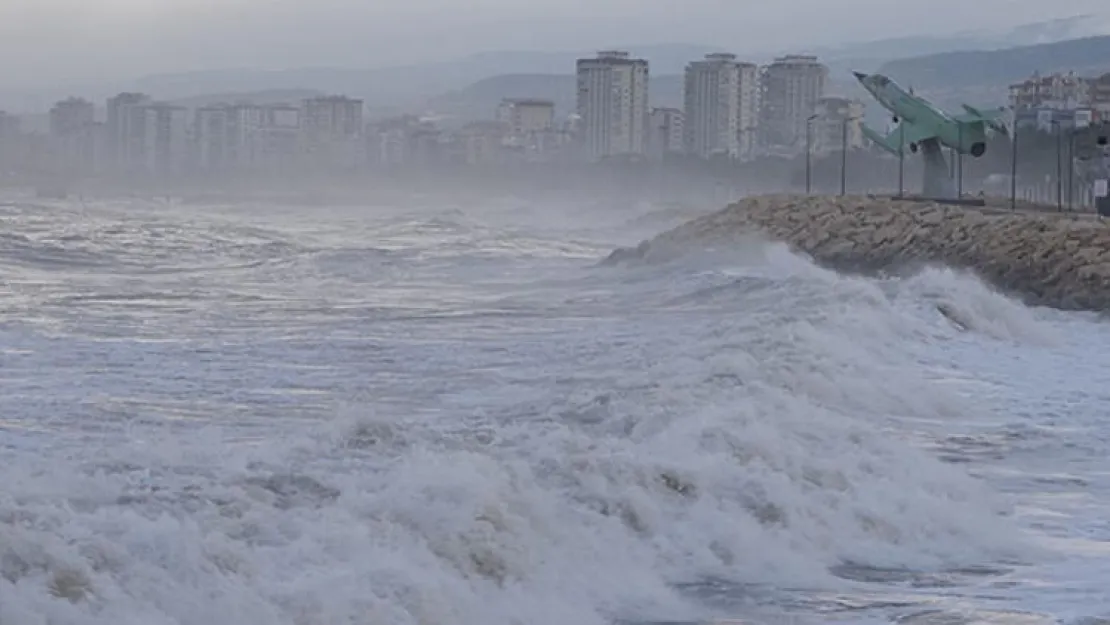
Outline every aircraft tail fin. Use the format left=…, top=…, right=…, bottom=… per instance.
left=861, top=123, right=900, bottom=155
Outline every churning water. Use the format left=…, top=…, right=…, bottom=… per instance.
left=1, top=192, right=1109, bottom=625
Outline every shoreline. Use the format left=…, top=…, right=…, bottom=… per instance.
left=608, top=194, right=1110, bottom=313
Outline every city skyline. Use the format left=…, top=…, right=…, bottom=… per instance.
left=1, top=47, right=1107, bottom=201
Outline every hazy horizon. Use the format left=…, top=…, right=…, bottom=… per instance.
left=3, top=0, right=1110, bottom=92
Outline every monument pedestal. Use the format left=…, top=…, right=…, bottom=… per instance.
left=920, top=138, right=957, bottom=200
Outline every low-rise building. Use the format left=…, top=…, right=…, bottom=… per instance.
left=812, top=96, right=865, bottom=154
left=649, top=107, right=684, bottom=159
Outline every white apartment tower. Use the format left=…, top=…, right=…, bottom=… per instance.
left=575, top=50, right=650, bottom=161
left=140, top=103, right=189, bottom=178
left=301, top=95, right=365, bottom=172
left=196, top=103, right=304, bottom=177
left=105, top=92, right=151, bottom=172
left=759, top=55, right=829, bottom=153
left=683, top=53, right=759, bottom=159
left=49, top=97, right=98, bottom=175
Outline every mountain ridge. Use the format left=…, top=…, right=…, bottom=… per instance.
left=2, top=16, right=1108, bottom=116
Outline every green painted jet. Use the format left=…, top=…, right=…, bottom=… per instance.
left=853, top=71, right=1009, bottom=158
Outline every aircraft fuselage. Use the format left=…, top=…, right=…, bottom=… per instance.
left=857, top=73, right=987, bottom=157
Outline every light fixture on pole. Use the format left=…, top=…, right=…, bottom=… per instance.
left=805, top=114, right=819, bottom=195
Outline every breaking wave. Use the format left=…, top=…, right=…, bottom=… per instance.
left=0, top=198, right=1068, bottom=625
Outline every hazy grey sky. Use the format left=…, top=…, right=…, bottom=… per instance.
left=2, top=0, right=1108, bottom=87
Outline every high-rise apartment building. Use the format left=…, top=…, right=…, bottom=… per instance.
left=0, top=111, right=20, bottom=171
left=683, top=53, right=759, bottom=159
left=105, top=92, right=151, bottom=172
left=301, top=95, right=364, bottom=172
left=302, top=96, right=363, bottom=140
left=140, top=103, right=189, bottom=178
left=759, top=55, right=828, bottom=153
left=49, top=97, right=99, bottom=175
left=194, top=105, right=233, bottom=174
left=49, top=98, right=95, bottom=138
left=195, top=103, right=303, bottom=176
left=575, top=50, right=650, bottom=161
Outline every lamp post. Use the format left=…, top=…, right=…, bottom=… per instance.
left=1010, top=108, right=1018, bottom=211
left=898, top=122, right=905, bottom=197
left=957, top=123, right=964, bottom=197
left=841, top=116, right=858, bottom=196
left=1051, top=119, right=1062, bottom=212
left=805, top=114, right=818, bottom=194
left=1067, top=128, right=1077, bottom=211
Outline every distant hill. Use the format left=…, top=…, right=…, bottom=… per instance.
left=4, top=16, right=1109, bottom=116
left=878, top=35, right=1110, bottom=91
left=857, top=34, right=1110, bottom=117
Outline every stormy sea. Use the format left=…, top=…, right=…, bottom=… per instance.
left=1, top=191, right=1109, bottom=625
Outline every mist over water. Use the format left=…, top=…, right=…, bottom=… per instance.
left=2, top=190, right=1110, bottom=625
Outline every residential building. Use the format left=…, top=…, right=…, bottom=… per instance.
left=736, top=62, right=761, bottom=160
left=1086, top=73, right=1110, bottom=119
left=195, top=103, right=302, bottom=177
left=0, top=111, right=17, bottom=137
left=0, top=111, right=21, bottom=172
left=256, top=105, right=302, bottom=176
left=302, top=96, right=363, bottom=139
left=47, top=97, right=100, bottom=176
left=105, top=92, right=151, bottom=172
left=575, top=50, right=650, bottom=161
left=194, top=105, right=232, bottom=174
left=683, top=52, right=759, bottom=160
left=140, top=103, right=189, bottom=178
left=1015, top=107, right=1094, bottom=132
left=1009, top=71, right=1089, bottom=111
left=301, top=95, right=364, bottom=172
left=812, top=96, right=865, bottom=154
left=496, top=98, right=557, bottom=153
left=649, top=107, right=684, bottom=159
left=49, top=98, right=95, bottom=138
left=759, top=55, right=828, bottom=154
left=497, top=98, right=555, bottom=136
left=456, top=120, right=509, bottom=165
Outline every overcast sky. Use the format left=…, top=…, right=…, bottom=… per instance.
left=2, top=0, right=1108, bottom=88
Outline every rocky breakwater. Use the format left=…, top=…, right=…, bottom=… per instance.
left=607, top=194, right=1110, bottom=312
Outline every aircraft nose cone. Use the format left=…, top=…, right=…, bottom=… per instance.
left=852, top=71, right=868, bottom=82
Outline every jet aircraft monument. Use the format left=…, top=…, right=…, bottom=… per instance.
left=853, top=71, right=1008, bottom=199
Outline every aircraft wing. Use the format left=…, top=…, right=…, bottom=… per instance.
left=954, top=104, right=1009, bottom=134
left=861, top=120, right=937, bottom=155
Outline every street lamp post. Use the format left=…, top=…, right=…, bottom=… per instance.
left=1010, top=110, right=1018, bottom=211
left=957, top=124, right=964, bottom=197
left=805, top=114, right=818, bottom=194
left=898, top=123, right=905, bottom=197
left=1052, top=119, right=1063, bottom=212
left=1068, top=129, right=1076, bottom=211
left=841, top=116, right=858, bottom=196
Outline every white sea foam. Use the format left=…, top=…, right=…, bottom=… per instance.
left=0, top=195, right=1105, bottom=625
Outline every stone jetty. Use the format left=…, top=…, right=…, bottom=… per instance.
left=608, top=194, right=1110, bottom=312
